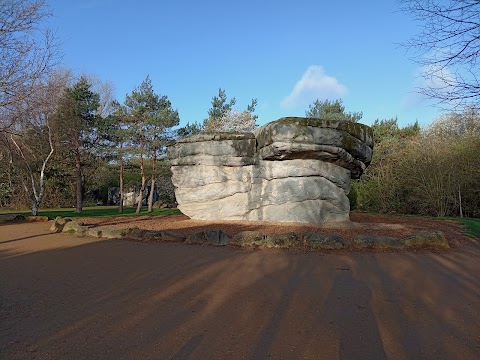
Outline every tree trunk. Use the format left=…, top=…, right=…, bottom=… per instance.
left=147, top=144, right=157, bottom=213
left=147, top=177, right=155, bottom=212
left=136, top=139, right=145, bottom=215
left=32, top=202, right=38, bottom=216
left=74, top=148, right=82, bottom=213
left=458, top=185, right=463, bottom=218
left=32, top=125, right=54, bottom=216
left=10, top=129, right=53, bottom=216
left=118, top=155, right=124, bottom=213
left=136, top=174, right=145, bottom=215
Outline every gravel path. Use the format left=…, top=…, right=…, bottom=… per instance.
left=1, top=219, right=479, bottom=359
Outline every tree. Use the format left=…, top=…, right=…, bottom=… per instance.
left=352, top=118, right=420, bottom=213
left=55, top=76, right=100, bottom=213
left=145, top=97, right=179, bottom=212
left=7, top=70, right=71, bottom=215
left=371, top=117, right=420, bottom=144
left=305, top=99, right=363, bottom=122
left=96, top=100, right=128, bottom=213
left=0, top=0, right=59, bottom=115
left=422, top=109, right=480, bottom=216
left=426, top=105, right=480, bottom=137
left=400, top=0, right=480, bottom=106
left=211, top=109, right=258, bottom=133
left=176, top=121, right=203, bottom=138
left=123, top=76, right=179, bottom=214
left=203, top=88, right=258, bottom=132
left=203, top=88, right=236, bottom=131
left=353, top=111, right=479, bottom=217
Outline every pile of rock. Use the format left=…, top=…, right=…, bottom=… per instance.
left=53, top=216, right=449, bottom=250
left=168, top=117, right=373, bottom=223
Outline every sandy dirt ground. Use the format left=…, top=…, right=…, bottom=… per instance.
left=1, top=218, right=479, bottom=359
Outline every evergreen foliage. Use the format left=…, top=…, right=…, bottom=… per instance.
left=306, top=99, right=363, bottom=122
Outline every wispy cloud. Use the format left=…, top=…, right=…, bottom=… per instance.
left=401, top=64, right=455, bottom=108
left=281, top=65, right=347, bottom=109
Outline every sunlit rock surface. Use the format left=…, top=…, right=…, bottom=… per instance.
left=168, top=117, right=373, bottom=223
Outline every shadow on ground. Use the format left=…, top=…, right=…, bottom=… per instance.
left=0, top=222, right=479, bottom=359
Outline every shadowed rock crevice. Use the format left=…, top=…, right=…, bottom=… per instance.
left=168, top=117, right=373, bottom=223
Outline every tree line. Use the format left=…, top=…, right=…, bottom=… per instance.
left=1, top=0, right=478, bottom=218
left=0, top=68, right=258, bottom=214
left=351, top=108, right=480, bottom=218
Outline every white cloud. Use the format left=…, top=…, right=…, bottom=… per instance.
left=420, top=64, right=455, bottom=90
left=281, top=65, right=347, bottom=109
left=401, top=65, right=455, bottom=108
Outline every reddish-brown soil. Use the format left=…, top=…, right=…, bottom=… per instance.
left=81, top=211, right=472, bottom=247
left=1, top=216, right=479, bottom=359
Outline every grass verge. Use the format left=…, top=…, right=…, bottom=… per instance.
left=457, top=218, right=480, bottom=238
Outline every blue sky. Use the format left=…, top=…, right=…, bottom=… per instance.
left=47, top=0, right=442, bottom=128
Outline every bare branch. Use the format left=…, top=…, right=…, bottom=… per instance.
left=0, top=0, right=60, bottom=113
left=400, top=0, right=480, bottom=107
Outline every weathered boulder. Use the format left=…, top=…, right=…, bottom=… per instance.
left=256, top=117, right=373, bottom=178
left=169, top=132, right=256, bottom=167
left=168, top=117, right=373, bottom=223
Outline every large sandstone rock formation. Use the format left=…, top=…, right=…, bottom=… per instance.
left=168, top=117, right=373, bottom=223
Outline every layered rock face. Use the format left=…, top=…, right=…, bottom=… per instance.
left=168, top=117, right=373, bottom=223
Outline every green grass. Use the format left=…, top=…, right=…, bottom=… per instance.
left=409, top=215, right=480, bottom=238
left=457, top=218, right=480, bottom=238
left=0, top=206, right=181, bottom=219
left=430, top=216, right=480, bottom=238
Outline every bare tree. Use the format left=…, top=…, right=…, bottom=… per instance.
left=7, top=70, right=71, bottom=215
left=205, top=109, right=257, bottom=133
left=400, top=0, right=480, bottom=106
left=0, top=0, right=59, bottom=118
left=84, top=73, right=116, bottom=118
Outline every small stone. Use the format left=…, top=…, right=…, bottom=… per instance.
left=25, top=216, right=50, bottom=222
left=87, top=228, right=103, bottom=238
left=160, top=231, right=186, bottom=242
left=50, top=217, right=72, bottom=232
left=99, top=227, right=129, bottom=239
left=353, top=235, right=403, bottom=249
left=304, top=233, right=346, bottom=250
left=230, top=231, right=265, bottom=246
left=402, top=231, right=449, bottom=249
left=62, top=221, right=87, bottom=236
left=263, top=233, right=298, bottom=248
left=186, top=230, right=230, bottom=246
left=127, top=227, right=147, bottom=241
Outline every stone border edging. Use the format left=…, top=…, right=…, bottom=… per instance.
left=51, top=217, right=450, bottom=251
left=0, top=214, right=50, bottom=224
